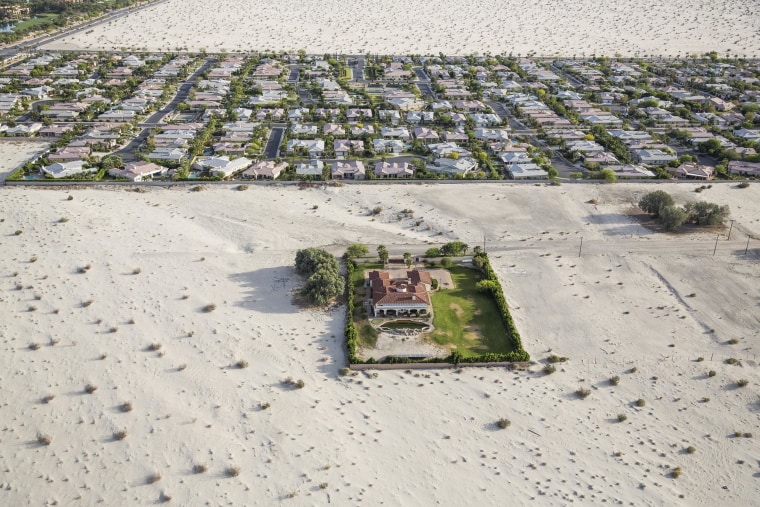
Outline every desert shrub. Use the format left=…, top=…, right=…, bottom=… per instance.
left=737, top=181, right=750, bottom=188
left=576, top=387, right=591, bottom=399
left=696, top=356, right=704, bottom=362
left=635, top=398, right=646, bottom=407
left=497, top=418, right=511, bottom=429
left=639, top=190, right=674, bottom=216
left=671, top=467, right=682, bottom=479
left=686, top=446, right=696, bottom=454
left=617, top=413, right=627, bottom=422
left=708, top=370, right=716, bottom=377
left=148, top=343, right=162, bottom=351
left=629, top=367, right=638, bottom=373
left=609, top=375, right=620, bottom=386
left=192, top=463, right=208, bottom=474
left=260, top=402, right=270, bottom=410
left=542, top=364, right=556, bottom=375
left=319, top=483, right=328, bottom=489
left=84, top=384, right=98, bottom=394
left=237, top=184, right=248, bottom=191
left=132, top=267, right=142, bottom=275
left=547, top=354, right=569, bottom=363
left=202, top=303, right=217, bottom=313
left=29, top=342, right=41, bottom=350
left=372, top=206, right=382, bottom=215
left=59, top=217, right=69, bottom=223
left=120, top=401, right=133, bottom=412
left=725, top=358, right=739, bottom=365
left=684, top=201, right=730, bottom=226
left=737, top=379, right=749, bottom=388
left=82, top=299, right=94, bottom=307
left=727, top=338, right=739, bottom=345
left=296, top=379, right=305, bottom=389
left=743, top=433, right=753, bottom=438
left=42, top=394, right=55, bottom=403
left=235, top=359, right=249, bottom=369
left=67, top=195, right=74, bottom=201
left=146, top=473, right=162, bottom=484
left=658, top=205, right=687, bottom=231
left=37, top=433, right=52, bottom=446
left=177, top=364, right=187, bottom=371
left=225, top=466, right=240, bottom=477
left=190, top=185, right=204, bottom=192
left=109, top=326, right=119, bottom=333
left=339, top=367, right=351, bottom=376
left=113, top=430, right=128, bottom=441
left=14, top=230, right=22, bottom=235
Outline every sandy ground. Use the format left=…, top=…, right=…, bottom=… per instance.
left=0, top=141, right=49, bottom=183
left=42, top=0, right=760, bottom=56
left=0, top=181, right=759, bottom=505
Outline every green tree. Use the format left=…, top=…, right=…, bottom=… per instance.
left=295, top=248, right=338, bottom=275
left=600, top=168, right=617, bottom=183
left=425, top=247, right=441, bottom=257
left=639, top=190, right=675, bottom=217
left=440, top=241, right=468, bottom=256
left=684, top=201, right=730, bottom=226
left=345, top=243, right=369, bottom=259
left=403, top=252, right=412, bottom=268
left=302, top=267, right=344, bottom=305
left=377, top=245, right=389, bottom=265
left=658, top=205, right=687, bottom=231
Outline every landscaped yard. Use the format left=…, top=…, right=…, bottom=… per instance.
left=351, top=262, right=382, bottom=347
left=428, top=265, right=515, bottom=357
left=13, top=14, right=58, bottom=33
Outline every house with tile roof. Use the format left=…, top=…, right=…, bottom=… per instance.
left=368, top=270, right=433, bottom=317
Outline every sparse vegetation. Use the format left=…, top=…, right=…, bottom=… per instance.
left=29, top=342, right=41, bottom=350
left=737, top=379, right=749, bottom=388
left=635, top=398, right=646, bottom=407
left=84, top=384, right=98, bottom=394
left=14, top=230, right=22, bottom=235
left=686, top=446, right=696, bottom=454
left=132, top=267, right=142, bottom=275
left=629, top=367, right=638, bottom=373
left=671, top=467, right=682, bottom=479
left=260, top=402, right=270, bottom=410
left=617, top=413, right=627, bottom=422
left=283, top=377, right=306, bottom=389
left=727, top=338, right=739, bottom=345
left=576, top=387, right=591, bottom=399
left=193, top=463, right=208, bottom=474
left=226, top=466, right=240, bottom=477
left=708, top=370, right=716, bottom=377
left=235, top=359, right=249, bottom=369
left=547, top=354, right=569, bottom=363
left=609, top=375, right=620, bottom=386
left=725, top=358, right=739, bottom=365
left=42, top=394, right=55, bottom=404
left=542, top=364, right=556, bottom=375
left=113, top=430, right=128, bottom=441
left=497, top=418, right=511, bottom=429
left=148, top=343, right=162, bottom=351
left=146, top=473, right=162, bottom=484
left=177, top=363, right=187, bottom=371
left=339, top=367, right=351, bottom=376
left=37, top=433, right=52, bottom=446
left=237, top=184, right=248, bottom=191
left=82, top=299, right=94, bottom=307
left=737, top=181, right=750, bottom=188
left=120, top=401, right=133, bottom=412
left=202, top=303, right=217, bottom=313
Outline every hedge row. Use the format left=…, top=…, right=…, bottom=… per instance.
left=472, top=252, right=530, bottom=362
left=344, top=261, right=358, bottom=364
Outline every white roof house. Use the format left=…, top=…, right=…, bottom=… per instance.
left=42, top=161, right=95, bottom=179
left=108, top=161, right=168, bottom=182
left=193, top=156, right=252, bottom=178
left=632, top=149, right=676, bottom=165
left=429, top=142, right=471, bottom=159
left=430, top=157, right=477, bottom=176
left=295, top=160, right=324, bottom=177
left=474, top=128, right=509, bottom=141
left=287, top=139, right=325, bottom=158
left=506, top=163, right=548, bottom=179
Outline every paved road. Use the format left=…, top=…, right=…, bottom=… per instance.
left=264, top=127, right=285, bottom=159
left=143, top=57, right=216, bottom=124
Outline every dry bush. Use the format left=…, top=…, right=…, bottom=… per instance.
left=82, top=299, right=94, bottom=307
left=29, top=342, right=41, bottom=350
left=737, top=379, right=749, bottom=388
left=192, top=463, right=208, bottom=474
left=109, top=326, right=119, bottom=333
left=113, top=430, right=128, bottom=441
left=146, top=473, right=162, bottom=484
left=132, top=267, right=141, bottom=275
left=497, top=418, right=511, bottom=429
left=225, top=466, right=240, bottom=477
left=202, top=303, right=216, bottom=313
left=148, top=343, right=162, bottom=351
left=42, top=394, right=55, bottom=404
left=708, top=370, right=717, bottom=377
left=617, top=413, right=627, bottom=422
left=235, top=359, right=249, bottom=369
left=177, top=363, right=187, bottom=371
left=671, top=467, right=682, bottom=479
left=686, top=446, right=696, bottom=454
left=59, top=217, right=69, bottom=223
left=120, top=401, right=133, bottom=412
left=576, top=387, right=591, bottom=399
left=635, top=398, right=646, bottom=407
left=725, top=358, right=739, bottom=365
left=542, top=364, right=556, bottom=375
left=84, top=384, right=98, bottom=394
left=37, top=433, right=52, bottom=446
left=339, top=367, right=351, bottom=376
left=78, top=264, right=91, bottom=274
left=48, top=338, right=60, bottom=346
left=237, top=184, right=248, bottom=191
left=727, top=338, right=739, bottom=345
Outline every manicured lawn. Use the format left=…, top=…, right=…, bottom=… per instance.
left=429, top=266, right=515, bottom=357
left=13, top=14, right=58, bottom=33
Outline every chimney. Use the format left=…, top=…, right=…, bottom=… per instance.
left=412, top=295, right=416, bottom=300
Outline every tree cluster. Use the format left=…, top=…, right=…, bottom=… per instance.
left=295, top=248, right=343, bottom=305
left=638, top=190, right=729, bottom=231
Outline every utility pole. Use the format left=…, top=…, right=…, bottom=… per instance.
left=578, top=237, right=583, bottom=257
left=746, top=235, right=751, bottom=255
left=713, top=233, right=719, bottom=256
left=727, top=220, right=735, bottom=240
left=483, top=235, right=486, bottom=253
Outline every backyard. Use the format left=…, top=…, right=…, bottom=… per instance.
left=428, top=265, right=515, bottom=357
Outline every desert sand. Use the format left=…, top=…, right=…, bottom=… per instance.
left=0, top=141, right=49, bottom=183
left=0, top=180, right=758, bottom=505
left=43, top=0, right=760, bottom=56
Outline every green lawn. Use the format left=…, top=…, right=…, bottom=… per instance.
left=429, top=266, right=515, bottom=357
left=351, top=263, right=382, bottom=348
left=13, top=14, right=58, bottom=33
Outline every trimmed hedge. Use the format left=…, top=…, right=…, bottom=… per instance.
left=344, top=253, right=529, bottom=365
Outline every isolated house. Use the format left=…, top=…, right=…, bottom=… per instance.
left=368, top=270, right=432, bottom=317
